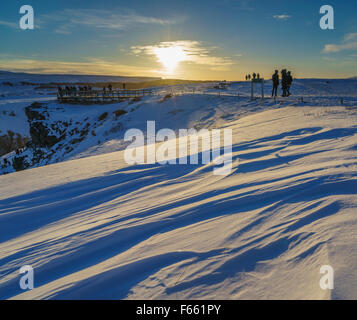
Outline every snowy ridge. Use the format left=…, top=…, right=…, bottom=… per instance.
left=0, top=70, right=160, bottom=84
left=0, top=79, right=357, bottom=299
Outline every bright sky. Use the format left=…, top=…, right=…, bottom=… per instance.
left=1, top=0, right=356, bottom=80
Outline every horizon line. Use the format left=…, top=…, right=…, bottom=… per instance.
left=1, top=69, right=356, bottom=82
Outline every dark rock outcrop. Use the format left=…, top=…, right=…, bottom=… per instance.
left=25, top=102, right=66, bottom=149
left=12, top=156, right=29, bottom=172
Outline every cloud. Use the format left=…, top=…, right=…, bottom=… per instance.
left=323, top=33, right=357, bottom=53
left=0, top=20, right=18, bottom=29
left=40, top=8, right=184, bottom=34
left=132, top=40, right=234, bottom=71
left=273, top=14, right=291, bottom=21
left=0, top=19, right=43, bottom=30
left=344, top=33, right=357, bottom=42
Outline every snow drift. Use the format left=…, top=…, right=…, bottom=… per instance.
left=0, top=79, right=357, bottom=300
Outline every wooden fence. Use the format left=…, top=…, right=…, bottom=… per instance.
left=57, top=89, right=154, bottom=104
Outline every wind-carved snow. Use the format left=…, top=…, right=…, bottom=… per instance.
left=0, top=79, right=357, bottom=299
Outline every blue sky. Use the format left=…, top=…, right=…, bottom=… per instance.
left=0, top=0, right=356, bottom=80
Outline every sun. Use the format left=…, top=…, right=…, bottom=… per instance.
left=153, top=46, right=188, bottom=74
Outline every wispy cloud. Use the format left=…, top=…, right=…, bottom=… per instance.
left=132, top=40, right=235, bottom=71
left=273, top=14, right=292, bottom=21
left=344, top=33, right=357, bottom=42
left=323, top=33, right=357, bottom=53
left=39, top=8, right=184, bottom=34
left=0, top=19, right=42, bottom=30
left=0, top=20, right=18, bottom=29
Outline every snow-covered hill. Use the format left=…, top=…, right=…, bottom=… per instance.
left=0, top=78, right=357, bottom=299
left=1, top=79, right=356, bottom=174
left=0, top=70, right=160, bottom=84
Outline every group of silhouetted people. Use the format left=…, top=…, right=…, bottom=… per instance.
left=272, top=69, right=293, bottom=98
left=245, top=73, right=261, bottom=81
left=58, top=85, right=92, bottom=97
left=58, top=83, right=128, bottom=98
left=102, top=84, right=114, bottom=96
left=245, top=70, right=294, bottom=98
left=103, top=84, right=112, bottom=92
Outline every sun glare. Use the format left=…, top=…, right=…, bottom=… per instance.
left=154, top=46, right=188, bottom=74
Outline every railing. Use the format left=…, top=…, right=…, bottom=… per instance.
left=56, top=86, right=356, bottom=107
left=57, top=89, right=154, bottom=103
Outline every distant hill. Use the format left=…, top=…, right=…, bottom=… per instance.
left=0, top=70, right=161, bottom=84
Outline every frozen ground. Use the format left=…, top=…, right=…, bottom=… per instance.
left=0, top=78, right=357, bottom=299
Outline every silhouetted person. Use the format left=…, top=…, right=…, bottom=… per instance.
left=281, top=69, right=288, bottom=97
left=257, top=73, right=260, bottom=80
left=123, top=83, right=126, bottom=90
left=252, top=73, right=256, bottom=80
left=286, top=71, right=293, bottom=96
left=65, top=86, right=71, bottom=96
left=57, top=86, right=63, bottom=98
left=272, top=70, right=279, bottom=97
left=108, top=84, right=112, bottom=92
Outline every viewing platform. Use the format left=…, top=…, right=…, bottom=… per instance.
left=57, top=89, right=154, bottom=104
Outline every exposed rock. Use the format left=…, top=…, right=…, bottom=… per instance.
left=98, top=112, right=108, bottom=121
left=113, top=109, right=127, bottom=118
left=25, top=103, right=66, bottom=148
left=29, top=122, right=62, bottom=148
left=1, top=101, right=105, bottom=175
left=12, top=156, right=29, bottom=172
left=25, top=105, right=47, bottom=121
